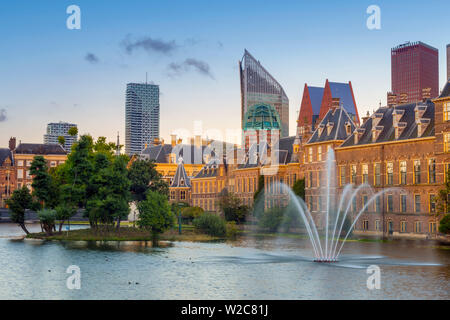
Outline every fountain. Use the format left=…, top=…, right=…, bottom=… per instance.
left=263, top=149, right=394, bottom=263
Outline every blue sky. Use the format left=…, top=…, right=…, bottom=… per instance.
left=0, top=0, right=449, bottom=145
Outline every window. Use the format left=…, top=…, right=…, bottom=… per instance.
left=180, top=190, right=186, bottom=200
left=318, top=146, right=322, bottom=162
left=428, top=159, right=436, bottom=183
left=26, top=170, right=31, bottom=179
left=374, top=163, right=381, bottom=186
left=170, top=191, right=175, bottom=200
left=400, top=194, right=407, bottom=213
left=352, top=197, right=357, bottom=213
left=444, top=133, right=450, bottom=153
left=387, top=194, right=393, bottom=212
left=17, top=160, right=24, bottom=167
left=386, top=162, right=394, bottom=185
left=414, top=194, right=421, bottom=213
left=308, top=147, right=313, bottom=162
left=400, top=161, right=407, bottom=185
left=375, top=220, right=381, bottom=231
left=362, top=164, right=368, bottom=184
left=429, top=222, right=436, bottom=233
left=414, top=221, right=422, bottom=233
left=351, top=165, right=357, bottom=184
left=309, top=171, right=313, bottom=188
left=429, top=194, right=436, bottom=213
left=414, top=160, right=421, bottom=184
left=363, top=220, right=369, bottom=231
left=375, top=197, right=381, bottom=213
left=444, top=102, right=450, bottom=121
left=362, top=194, right=368, bottom=212
left=17, top=169, right=23, bottom=180
left=400, top=221, right=407, bottom=233
left=339, top=166, right=346, bottom=186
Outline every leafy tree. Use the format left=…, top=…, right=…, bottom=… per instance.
left=58, top=136, right=65, bottom=146
left=218, top=191, right=248, bottom=224
left=55, top=204, right=77, bottom=232
left=30, top=156, right=56, bottom=208
left=38, top=209, right=57, bottom=236
left=258, top=208, right=284, bottom=232
left=292, top=179, right=306, bottom=200
left=439, top=214, right=450, bottom=234
left=253, top=175, right=265, bottom=200
left=193, top=213, right=226, bottom=237
left=6, top=187, right=33, bottom=234
left=137, top=191, right=174, bottom=246
left=181, top=206, right=204, bottom=223
left=68, top=126, right=78, bottom=137
left=128, top=159, right=169, bottom=201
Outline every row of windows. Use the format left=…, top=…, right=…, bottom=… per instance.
left=192, top=198, right=216, bottom=211
left=192, top=180, right=225, bottom=194
left=359, top=219, right=437, bottom=233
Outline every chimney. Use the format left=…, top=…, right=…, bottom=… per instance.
left=362, top=111, right=370, bottom=125
left=399, top=93, right=408, bottom=104
left=177, top=138, right=183, bottom=145
left=9, top=137, right=16, bottom=151
left=387, top=92, right=397, bottom=108
left=171, top=134, right=177, bottom=147
left=331, top=98, right=340, bottom=111
left=422, top=87, right=431, bottom=102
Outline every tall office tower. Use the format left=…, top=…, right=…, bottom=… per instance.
left=391, top=41, right=439, bottom=103
left=125, top=83, right=160, bottom=156
left=447, top=44, right=450, bottom=80
left=239, top=50, right=289, bottom=137
left=43, top=122, right=78, bottom=153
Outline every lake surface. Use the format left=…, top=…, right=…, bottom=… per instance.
left=0, top=223, right=449, bottom=299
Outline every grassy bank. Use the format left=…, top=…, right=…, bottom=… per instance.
left=26, top=226, right=224, bottom=242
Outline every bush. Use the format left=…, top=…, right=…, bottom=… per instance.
left=181, top=206, right=204, bottom=223
left=439, top=214, right=450, bottom=234
left=38, top=209, right=57, bottom=236
left=226, top=221, right=239, bottom=238
left=193, top=213, right=226, bottom=237
left=258, top=208, right=284, bottom=232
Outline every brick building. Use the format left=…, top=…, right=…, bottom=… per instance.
left=0, top=145, right=15, bottom=208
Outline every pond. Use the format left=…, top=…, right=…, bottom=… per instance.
left=0, top=223, right=448, bottom=299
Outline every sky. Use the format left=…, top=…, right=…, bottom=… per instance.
left=0, top=0, right=449, bottom=146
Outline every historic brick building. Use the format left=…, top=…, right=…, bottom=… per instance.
left=0, top=144, right=15, bottom=208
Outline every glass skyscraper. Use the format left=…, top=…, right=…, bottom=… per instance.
left=239, top=50, right=289, bottom=137
left=125, top=83, right=160, bottom=156
left=43, top=122, right=78, bottom=153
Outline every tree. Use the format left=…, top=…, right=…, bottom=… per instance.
left=137, top=191, right=175, bottom=246
left=38, top=209, right=57, bottom=236
left=439, top=214, right=450, bottom=234
left=6, top=187, right=33, bottom=234
left=258, top=208, right=284, bottom=232
left=68, top=126, right=78, bottom=137
left=193, top=213, right=226, bottom=237
left=438, top=169, right=450, bottom=214
left=292, top=179, right=306, bottom=200
left=218, top=191, right=248, bottom=224
left=55, top=204, right=77, bottom=232
left=30, top=156, right=56, bottom=208
left=180, top=206, right=204, bottom=223
left=58, top=136, right=66, bottom=146
left=128, top=159, right=169, bottom=201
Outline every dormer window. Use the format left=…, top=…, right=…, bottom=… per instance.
left=326, top=122, right=334, bottom=136
left=180, top=179, right=185, bottom=186
left=345, top=122, right=352, bottom=136
left=372, top=126, right=383, bottom=142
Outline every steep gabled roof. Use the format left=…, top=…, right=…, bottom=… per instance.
left=193, top=158, right=222, bottom=179
left=141, top=143, right=217, bottom=165
left=0, top=148, right=13, bottom=166
left=340, top=100, right=435, bottom=148
left=15, top=143, right=67, bottom=155
left=328, top=82, right=358, bottom=116
left=439, top=79, right=450, bottom=98
left=307, top=107, right=356, bottom=144
left=170, top=160, right=191, bottom=188
left=309, top=86, right=325, bottom=115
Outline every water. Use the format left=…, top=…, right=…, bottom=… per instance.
left=0, top=224, right=448, bottom=300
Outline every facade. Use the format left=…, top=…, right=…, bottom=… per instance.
left=240, top=50, right=289, bottom=137
left=447, top=44, right=450, bottom=81
left=391, top=41, right=439, bottom=104
left=43, top=122, right=78, bottom=153
left=298, top=80, right=360, bottom=138
left=125, top=83, right=160, bottom=156
left=0, top=145, right=15, bottom=208
left=169, top=160, right=191, bottom=205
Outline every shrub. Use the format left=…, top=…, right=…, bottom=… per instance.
left=439, top=214, right=450, bottom=234
left=38, top=209, right=57, bottom=236
left=258, top=208, right=284, bottom=232
left=193, top=213, right=226, bottom=237
left=226, top=221, right=239, bottom=238
left=181, top=206, right=204, bottom=223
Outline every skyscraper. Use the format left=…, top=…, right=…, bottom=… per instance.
left=239, top=50, right=289, bottom=137
left=125, top=83, right=160, bottom=156
left=43, top=122, right=78, bottom=153
left=391, top=41, right=439, bottom=103
left=447, top=44, right=450, bottom=80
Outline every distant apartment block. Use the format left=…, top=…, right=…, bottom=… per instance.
left=125, top=83, right=160, bottom=156
left=391, top=41, right=439, bottom=103
left=43, top=122, right=78, bottom=153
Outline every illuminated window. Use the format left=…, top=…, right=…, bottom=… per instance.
left=414, top=221, right=422, bottom=233
left=374, top=163, right=381, bottom=186
left=444, top=133, right=450, bottom=153
left=400, top=221, right=407, bottom=233
left=339, top=166, right=346, bottom=186
left=362, top=164, right=368, bottom=184
left=351, top=165, right=357, bottom=184
left=428, top=159, right=436, bottom=183
left=429, top=194, right=436, bottom=213
left=308, top=147, right=313, bottom=162
left=413, top=160, right=421, bottom=184
left=363, top=220, right=369, bottom=231
left=318, top=146, right=322, bottom=162
left=429, top=222, right=436, bottom=233
left=386, top=162, right=394, bottom=185
left=444, top=102, right=450, bottom=121
left=400, top=161, right=407, bottom=185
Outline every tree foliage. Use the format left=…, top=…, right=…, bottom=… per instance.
left=292, top=179, right=306, bottom=200
left=218, top=191, right=248, bottom=224
left=439, top=214, right=450, bottom=234
left=193, top=213, right=226, bottom=237
left=6, top=187, right=34, bottom=234
left=128, top=159, right=168, bottom=201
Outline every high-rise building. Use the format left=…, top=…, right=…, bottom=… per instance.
left=239, top=50, right=289, bottom=137
left=391, top=41, right=439, bottom=103
left=125, top=83, right=160, bottom=156
left=43, top=122, right=78, bottom=153
left=447, top=44, right=450, bottom=81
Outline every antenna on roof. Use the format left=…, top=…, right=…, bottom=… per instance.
left=145, top=72, right=148, bottom=84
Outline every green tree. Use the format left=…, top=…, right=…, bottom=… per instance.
left=6, top=187, right=33, bottom=234
left=218, top=191, right=248, bottom=224
left=439, top=214, right=450, bottom=234
left=38, top=209, right=57, bottom=236
left=180, top=206, right=204, bottom=223
left=58, top=136, right=65, bottom=146
left=193, top=213, right=226, bottom=237
left=137, top=191, right=174, bottom=246
left=55, top=204, right=77, bottom=232
left=68, top=126, right=78, bottom=137
left=30, top=156, right=56, bottom=208
left=128, top=159, right=169, bottom=201
left=292, top=179, right=306, bottom=200
left=438, top=169, right=450, bottom=214
left=258, top=208, right=284, bottom=232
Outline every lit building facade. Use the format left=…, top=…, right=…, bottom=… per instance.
left=391, top=41, right=439, bottom=103
left=240, top=50, right=289, bottom=137
left=447, top=44, right=450, bottom=81
left=0, top=142, right=15, bottom=208
left=125, top=83, right=160, bottom=156
left=43, top=122, right=78, bottom=153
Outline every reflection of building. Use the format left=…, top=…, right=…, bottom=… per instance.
left=240, top=50, right=289, bottom=137
left=43, top=122, right=78, bottom=152
left=0, top=141, right=15, bottom=208
left=391, top=42, right=439, bottom=103
left=298, top=80, right=359, bottom=138
left=125, top=83, right=160, bottom=156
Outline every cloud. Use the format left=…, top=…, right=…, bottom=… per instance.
left=0, top=109, right=6, bottom=122
left=168, top=58, right=214, bottom=79
left=85, top=53, right=99, bottom=64
left=122, top=35, right=177, bottom=55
